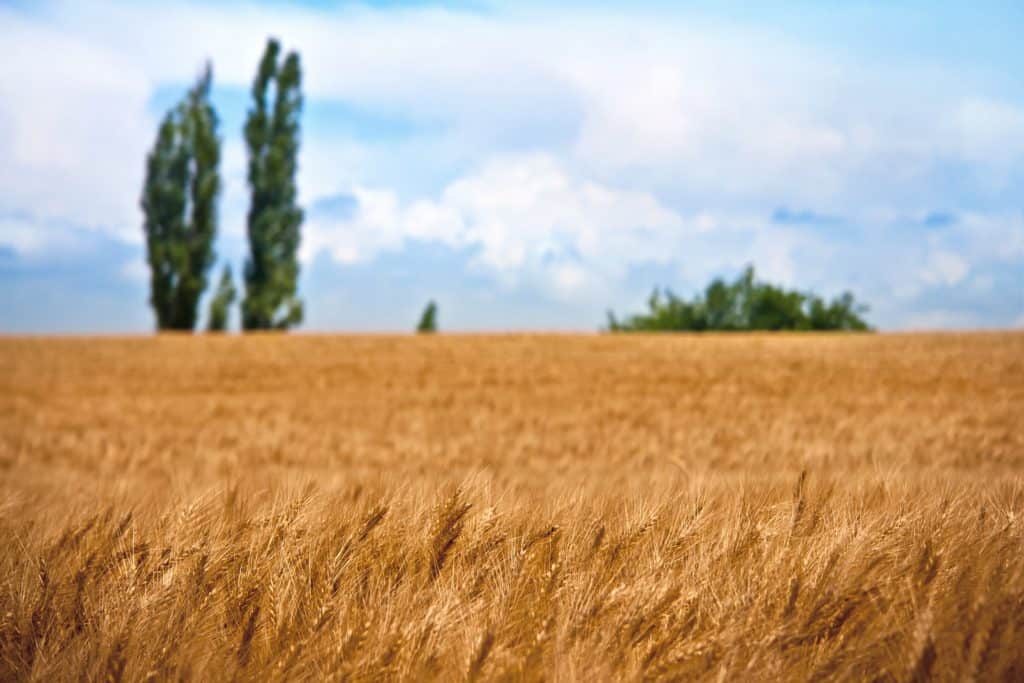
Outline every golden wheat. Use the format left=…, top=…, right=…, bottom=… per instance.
left=1, top=333, right=1022, bottom=681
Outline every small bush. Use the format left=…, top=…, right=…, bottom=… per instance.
left=417, top=300, right=438, bottom=334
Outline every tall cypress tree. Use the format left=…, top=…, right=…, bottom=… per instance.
left=242, top=38, right=304, bottom=330
left=140, top=64, right=221, bottom=331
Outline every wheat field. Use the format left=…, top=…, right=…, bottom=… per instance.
left=1, top=333, right=1022, bottom=681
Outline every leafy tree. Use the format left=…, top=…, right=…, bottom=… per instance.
left=241, top=38, right=304, bottom=331
left=748, top=283, right=810, bottom=330
left=140, top=64, right=220, bottom=331
left=417, top=301, right=438, bottom=334
left=807, top=292, right=871, bottom=331
left=608, top=288, right=705, bottom=332
left=207, top=265, right=237, bottom=332
left=705, top=277, right=740, bottom=330
left=607, top=265, right=871, bottom=332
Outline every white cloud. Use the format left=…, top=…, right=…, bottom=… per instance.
left=304, top=155, right=1024, bottom=317
left=953, top=212, right=1024, bottom=263
left=920, top=251, right=969, bottom=287
left=7, top=0, right=1022, bottom=233
left=0, top=216, right=52, bottom=256
left=0, top=215, right=96, bottom=256
left=304, top=154, right=689, bottom=297
left=1, top=1, right=1023, bottom=330
left=0, top=6, right=153, bottom=241
left=119, top=255, right=149, bottom=283
left=304, top=186, right=405, bottom=265
left=949, top=98, right=1024, bottom=168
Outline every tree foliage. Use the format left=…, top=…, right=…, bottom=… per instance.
left=140, top=64, right=221, bottom=331
left=417, top=301, right=438, bottom=334
left=207, top=265, right=237, bottom=332
left=607, top=265, right=871, bottom=332
left=241, top=38, right=304, bottom=331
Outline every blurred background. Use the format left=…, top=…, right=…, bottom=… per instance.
left=1, top=0, right=1022, bottom=333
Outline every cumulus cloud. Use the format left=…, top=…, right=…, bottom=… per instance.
left=1, top=0, right=1022, bottom=329
left=304, top=154, right=689, bottom=298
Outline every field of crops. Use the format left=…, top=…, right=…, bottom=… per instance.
left=1, top=333, right=1023, bottom=681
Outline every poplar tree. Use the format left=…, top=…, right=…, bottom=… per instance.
left=140, top=64, right=221, bottom=331
left=242, top=38, right=304, bottom=330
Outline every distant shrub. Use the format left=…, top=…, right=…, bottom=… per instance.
left=607, top=265, right=871, bottom=332
left=417, top=300, right=438, bottom=334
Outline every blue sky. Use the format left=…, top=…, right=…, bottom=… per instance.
left=1, top=1, right=1022, bottom=332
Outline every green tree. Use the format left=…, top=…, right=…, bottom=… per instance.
left=704, top=278, right=740, bottom=330
left=747, top=284, right=810, bottom=330
left=242, top=38, right=304, bottom=331
left=207, top=264, right=237, bottom=332
left=140, top=64, right=221, bottom=331
left=417, top=301, right=438, bottom=334
left=606, top=265, right=871, bottom=332
left=807, top=292, right=871, bottom=331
